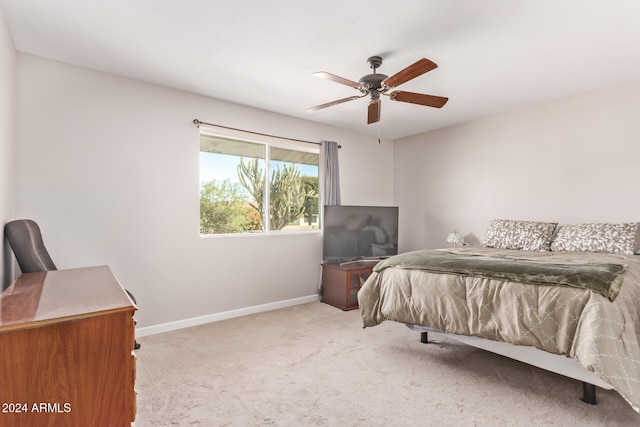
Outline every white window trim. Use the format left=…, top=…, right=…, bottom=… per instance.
left=199, top=127, right=321, bottom=237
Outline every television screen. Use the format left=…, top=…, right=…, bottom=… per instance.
left=323, top=205, right=398, bottom=264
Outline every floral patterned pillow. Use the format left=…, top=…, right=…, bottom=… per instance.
left=482, top=219, right=558, bottom=251
left=550, top=222, right=640, bottom=254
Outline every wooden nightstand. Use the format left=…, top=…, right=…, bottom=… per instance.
left=321, top=261, right=377, bottom=310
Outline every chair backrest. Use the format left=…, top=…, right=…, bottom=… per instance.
left=4, top=219, right=57, bottom=273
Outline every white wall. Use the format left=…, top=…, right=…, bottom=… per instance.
left=0, top=7, right=16, bottom=289
left=11, top=44, right=640, bottom=330
left=15, top=54, right=394, bottom=328
left=395, top=78, right=640, bottom=252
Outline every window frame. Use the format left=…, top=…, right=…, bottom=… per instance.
left=199, top=128, right=322, bottom=237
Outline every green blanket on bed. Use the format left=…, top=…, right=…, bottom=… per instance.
left=373, top=249, right=627, bottom=301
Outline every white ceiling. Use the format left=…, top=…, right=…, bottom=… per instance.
left=2, top=0, right=640, bottom=140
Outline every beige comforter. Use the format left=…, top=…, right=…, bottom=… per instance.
left=358, top=247, right=640, bottom=412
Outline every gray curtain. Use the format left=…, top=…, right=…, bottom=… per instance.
left=322, top=141, right=341, bottom=206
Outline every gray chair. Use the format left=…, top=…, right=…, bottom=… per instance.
left=4, top=219, right=140, bottom=349
left=4, top=219, right=57, bottom=273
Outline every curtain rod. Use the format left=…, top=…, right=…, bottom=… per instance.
left=193, top=119, right=341, bottom=148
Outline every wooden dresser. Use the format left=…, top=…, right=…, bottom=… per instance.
left=0, top=266, right=137, bottom=427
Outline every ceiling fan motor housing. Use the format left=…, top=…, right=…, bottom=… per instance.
left=358, top=73, right=388, bottom=92
left=359, top=55, right=390, bottom=101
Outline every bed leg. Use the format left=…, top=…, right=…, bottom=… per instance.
left=420, top=331, right=429, bottom=344
left=582, top=382, right=597, bottom=405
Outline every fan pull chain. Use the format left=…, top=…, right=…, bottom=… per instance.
left=378, top=123, right=381, bottom=144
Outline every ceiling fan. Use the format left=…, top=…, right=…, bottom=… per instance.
left=306, top=55, right=448, bottom=124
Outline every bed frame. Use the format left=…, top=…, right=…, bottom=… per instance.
left=407, top=325, right=612, bottom=405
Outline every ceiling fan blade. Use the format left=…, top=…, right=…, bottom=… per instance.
left=383, top=58, right=438, bottom=88
left=390, top=91, right=448, bottom=108
left=312, top=72, right=363, bottom=89
left=367, top=100, right=381, bottom=124
left=306, top=95, right=363, bottom=112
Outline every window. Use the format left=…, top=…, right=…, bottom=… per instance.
left=199, top=131, right=320, bottom=235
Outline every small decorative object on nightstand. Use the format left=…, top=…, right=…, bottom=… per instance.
left=447, top=230, right=465, bottom=247
left=321, top=261, right=377, bottom=310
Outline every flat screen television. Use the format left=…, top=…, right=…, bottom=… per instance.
left=323, top=205, right=398, bottom=264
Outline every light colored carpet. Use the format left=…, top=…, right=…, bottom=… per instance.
left=135, top=302, right=640, bottom=426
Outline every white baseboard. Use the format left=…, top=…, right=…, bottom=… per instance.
left=135, top=294, right=320, bottom=338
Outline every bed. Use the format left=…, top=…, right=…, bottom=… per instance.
left=358, top=219, right=640, bottom=412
